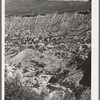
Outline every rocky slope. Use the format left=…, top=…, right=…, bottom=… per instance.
left=5, top=12, right=91, bottom=100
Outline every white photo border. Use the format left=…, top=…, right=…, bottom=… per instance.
left=92, top=0, right=99, bottom=100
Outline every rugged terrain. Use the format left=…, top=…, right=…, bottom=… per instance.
left=5, top=12, right=91, bottom=100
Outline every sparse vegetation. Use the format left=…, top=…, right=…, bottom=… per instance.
left=5, top=75, right=45, bottom=100
left=5, top=11, right=91, bottom=100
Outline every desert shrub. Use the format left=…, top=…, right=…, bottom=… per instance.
left=5, top=75, right=45, bottom=100
left=69, top=54, right=84, bottom=67
left=73, top=86, right=86, bottom=99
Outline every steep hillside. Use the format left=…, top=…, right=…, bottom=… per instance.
left=5, top=12, right=91, bottom=100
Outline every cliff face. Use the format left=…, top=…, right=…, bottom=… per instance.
left=5, top=12, right=91, bottom=100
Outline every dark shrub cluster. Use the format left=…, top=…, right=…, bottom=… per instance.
left=5, top=76, right=45, bottom=100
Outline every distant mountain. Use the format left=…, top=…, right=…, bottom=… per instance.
left=5, top=0, right=91, bottom=16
